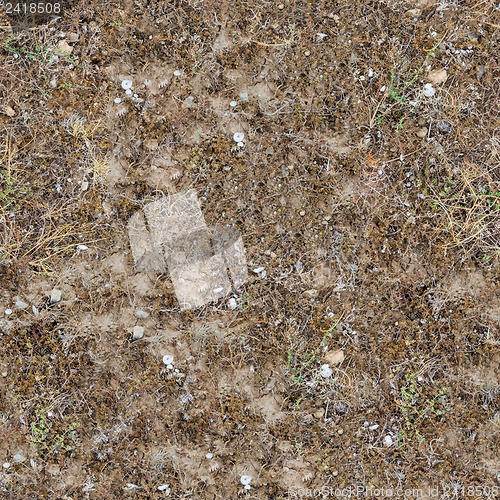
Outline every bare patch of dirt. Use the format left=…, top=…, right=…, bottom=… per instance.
left=1, top=0, right=499, bottom=498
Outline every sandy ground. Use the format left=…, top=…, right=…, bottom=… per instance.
left=0, top=0, right=499, bottom=498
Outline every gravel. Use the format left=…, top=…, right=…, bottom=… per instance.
left=13, top=454, right=26, bottom=463
left=162, top=354, right=174, bottom=365
left=50, top=289, right=62, bottom=304
left=319, top=364, right=333, bottom=378
left=121, top=79, right=132, bottom=90
left=132, top=326, right=144, bottom=340
left=135, top=309, right=149, bottom=319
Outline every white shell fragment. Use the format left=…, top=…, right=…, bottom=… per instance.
left=383, top=435, right=394, bottom=447
left=162, top=354, right=174, bottom=366
left=233, top=132, right=245, bottom=143
left=240, top=475, right=252, bottom=486
left=121, top=79, right=133, bottom=90
left=76, top=244, right=88, bottom=251
left=228, top=297, right=237, bottom=309
left=114, top=97, right=122, bottom=104
left=173, top=70, right=182, bottom=77
left=205, top=453, right=214, bottom=459
left=423, top=83, right=436, bottom=97
left=123, top=483, right=139, bottom=491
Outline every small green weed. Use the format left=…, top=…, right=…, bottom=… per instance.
left=398, top=372, right=449, bottom=446
left=30, top=408, right=79, bottom=455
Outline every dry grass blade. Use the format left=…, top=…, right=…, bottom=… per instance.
left=427, top=161, right=500, bottom=260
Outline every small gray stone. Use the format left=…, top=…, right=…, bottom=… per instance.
left=135, top=309, right=149, bottom=319
left=50, top=289, right=62, bottom=304
left=15, top=300, right=29, bottom=310
left=132, top=326, right=144, bottom=340
left=436, top=120, right=452, bottom=134
left=13, top=454, right=26, bottom=463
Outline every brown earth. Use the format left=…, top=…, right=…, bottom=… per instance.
left=0, top=0, right=499, bottom=498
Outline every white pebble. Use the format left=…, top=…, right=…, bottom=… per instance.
left=253, top=267, right=265, bottom=274
left=5, top=309, right=12, bottom=315
left=15, top=300, right=28, bottom=310
left=239, top=91, right=249, bottom=102
left=114, top=97, right=122, bottom=104
left=319, top=364, right=333, bottom=378
left=244, top=485, right=251, bottom=490
left=233, top=132, right=245, bottom=143
left=240, top=475, right=252, bottom=486
left=173, top=70, right=182, bottom=77
left=163, top=354, right=174, bottom=365
left=383, top=435, right=393, bottom=447
left=132, top=326, right=144, bottom=340
left=125, top=89, right=133, bottom=96
left=123, top=483, right=139, bottom=491
left=2, top=462, right=10, bottom=469
left=205, top=453, right=214, bottom=459
left=230, top=100, right=238, bottom=107
left=158, top=484, right=171, bottom=492
left=76, top=244, right=88, bottom=251
left=368, top=424, right=379, bottom=431
left=228, top=297, right=237, bottom=309
left=423, top=83, right=436, bottom=97
left=121, top=79, right=133, bottom=90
